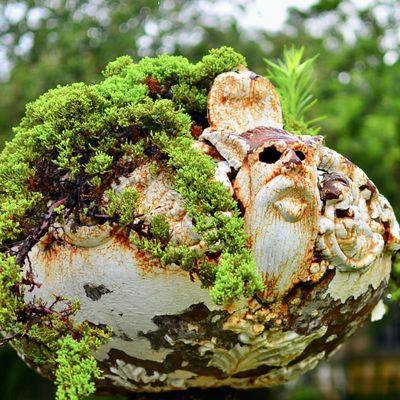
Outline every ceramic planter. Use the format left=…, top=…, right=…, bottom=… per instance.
left=20, top=69, right=400, bottom=394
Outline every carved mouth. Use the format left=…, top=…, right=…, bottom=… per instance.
left=262, top=175, right=312, bottom=223
left=274, top=197, right=308, bottom=222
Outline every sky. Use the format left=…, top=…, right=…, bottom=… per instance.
left=236, top=0, right=317, bottom=30
left=234, top=0, right=376, bottom=30
left=197, top=0, right=317, bottom=31
left=2, top=1, right=319, bottom=78
left=0, top=0, right=393, bottom=78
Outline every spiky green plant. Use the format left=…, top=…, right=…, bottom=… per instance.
left=265, top=46, right=323, bottom=135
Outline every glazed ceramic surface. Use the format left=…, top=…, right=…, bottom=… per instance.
left=22, top=70, right=400, bottom=394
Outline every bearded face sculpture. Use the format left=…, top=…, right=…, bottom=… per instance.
left=234, top=129, right=320, bottom=300
left=17, top=69, right=400, bottom=394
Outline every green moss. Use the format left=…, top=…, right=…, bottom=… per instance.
left=85, top=151, right=113, bottom=177
left=104, top=187, right=139, bottom=226
left=120, top=139, right=145, bottom=159
left=55, top=335, right=103, bottom=400
left=211, top=252, right=263, bottom=304
left=194, top=47, right=247, bottom=82
left=171, top=83, right=208, bottom=112
left=0, top=255, right=24, bottom=334
left=102, top=55, right=134, bottom=78
left=149, top=214, right=170, bottom=242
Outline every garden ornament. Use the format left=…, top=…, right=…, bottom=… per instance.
left=0, top=49, right=399, bottom=397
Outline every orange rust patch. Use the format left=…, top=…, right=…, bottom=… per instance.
left=112, top=228, right=132, bottom=249
left=39, top=231, right=57, bottom=252
left=279, top=302, right=288, bottom=315
left=260, top=274, right=279, bottom=301
left=40, top=233, right=65, bottom=262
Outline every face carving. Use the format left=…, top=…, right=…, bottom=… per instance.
left=200, top=69, right=399, bottom=303
left=234, top=128, right=321, bottom=300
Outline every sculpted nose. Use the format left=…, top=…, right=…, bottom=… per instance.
left=282, top=148, right=306, bottom=170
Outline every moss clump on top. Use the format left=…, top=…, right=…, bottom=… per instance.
left=0, top=47, right=263, bottom=398
left=104, top=187, right=139, bottom=226
left=149, top=214, right=170, bottom=242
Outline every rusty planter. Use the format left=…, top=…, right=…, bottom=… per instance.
left=20, top=70, right=400, bottom=394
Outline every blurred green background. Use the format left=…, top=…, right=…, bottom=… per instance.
left=0, top=0, right=399, bottom=399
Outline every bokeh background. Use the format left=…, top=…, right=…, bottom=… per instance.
left=0, top=0, right=399, bottom=399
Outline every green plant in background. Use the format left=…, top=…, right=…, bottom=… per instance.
left=265, top=46, right=323, bottom=135
left=389, top=256, right=400, bottom=302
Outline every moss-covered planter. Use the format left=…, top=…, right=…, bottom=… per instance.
left=0, top=48, right=399, bottom=398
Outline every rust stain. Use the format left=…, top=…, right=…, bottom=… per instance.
left=207, top=70, right=282, bottom=133
left=112, top=228, right=132, bottom=249
left=191, top=124, right=203, bottom=139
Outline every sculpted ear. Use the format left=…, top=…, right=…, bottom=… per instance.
left=200, top=130, right=249, bottom=170
left=207, top=70, right=283, bottom=133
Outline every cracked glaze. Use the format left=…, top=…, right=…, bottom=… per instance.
left=22, top=69, right=399, bottom=393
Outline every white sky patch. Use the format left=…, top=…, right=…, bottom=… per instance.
left=3, top=2, right=26, bottom=24
left=235, top=0, right=317, bottom=31
left=383, top=50, right=399, bottom=66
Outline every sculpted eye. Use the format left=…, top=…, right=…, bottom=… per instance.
left=259, top=146, right=282, bottom=164
left=295, top=150, right=306, bottom=161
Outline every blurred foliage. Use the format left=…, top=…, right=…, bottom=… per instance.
left=0, top=0, right=399, bottom=399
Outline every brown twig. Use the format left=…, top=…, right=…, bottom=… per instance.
left=16, top=198, right=67, bottom=266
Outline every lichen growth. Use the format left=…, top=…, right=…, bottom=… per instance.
left=0, top=47, right=261, bottom=398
